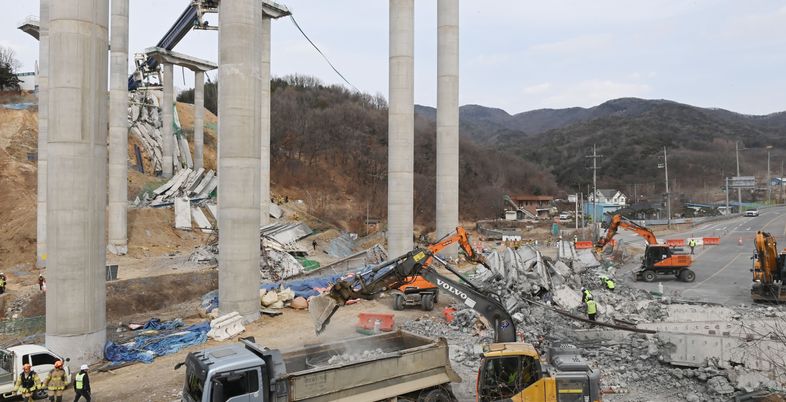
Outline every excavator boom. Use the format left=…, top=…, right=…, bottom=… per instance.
left=308, top=230, right=516, bottom=342
left=596, top=214, right=658, bottom=251
left=751, top=231, right=786, bottom=302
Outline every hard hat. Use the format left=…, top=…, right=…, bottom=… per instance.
left=54, top=360, right=63, bottom=368
left=80, top=364, right=88, bottom=371
left=22, top=364, right=31, bottom=370
left=581, top=287, right=586, bottom=292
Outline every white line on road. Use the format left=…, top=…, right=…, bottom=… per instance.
left=689, top=253, right=744, bottom=290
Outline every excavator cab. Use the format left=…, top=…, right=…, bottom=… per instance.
left=477, top=343, right=601, bottom=402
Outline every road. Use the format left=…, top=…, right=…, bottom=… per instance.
left=618, top=207, right=786, bottom=305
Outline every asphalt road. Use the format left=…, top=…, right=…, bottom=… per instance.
left=618, top=207, right=786, bottom=305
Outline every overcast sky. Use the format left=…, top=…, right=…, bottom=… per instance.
left=3, top=1, right=786, bottom=115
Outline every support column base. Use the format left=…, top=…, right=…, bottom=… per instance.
left=46, top=329, right=106, bottom=365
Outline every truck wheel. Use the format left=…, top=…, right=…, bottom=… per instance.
left=433, top=291, right=439, bottom=304
left=642, top=270, right=656, bottom=282
left=680, top=269, right=696, bottom=282
left=393, top=294, right=405, bottom=311
left=418, top=388, right=453, bottom=402
left=422, top=294, right=435, bottom=311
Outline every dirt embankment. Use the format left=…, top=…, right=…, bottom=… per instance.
left=19, top=270, right=217, bottom=320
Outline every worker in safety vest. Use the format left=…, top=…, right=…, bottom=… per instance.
left=72, top=365, right=91, bottom=402
left=586, top=296, right=597, bottom=323
left=14, top=363, right=41, bottom=402
left=580, top=287, right=592, bottom=304
left=44, top=360, right=67, bottom=402
left=688, top=238, right=697, bottom=255
left=600, top=275, right=616, bottom=291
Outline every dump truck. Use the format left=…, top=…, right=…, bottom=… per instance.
left=179, top=331, right=460, bottom=402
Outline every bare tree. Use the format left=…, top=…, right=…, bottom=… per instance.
left=0, top=46, right=21, bottom=72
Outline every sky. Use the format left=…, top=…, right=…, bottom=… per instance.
left=3, top=1, right=786, bottom=115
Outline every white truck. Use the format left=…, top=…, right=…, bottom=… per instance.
left=0, top=344, right=71, bottom=400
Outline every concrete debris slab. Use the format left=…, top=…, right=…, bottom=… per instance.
left=269, top=203, right=283, bottom=219
left=191, top=207, right=213, bottom=233
left=327, top=233, right=355, bottom=258
left=552, top=285, right=582, bottom=309
left=190, top=169, right=215, bottom=196
left=174, top=197, right=191, bottom=230
left=260, top=222, right=313, bottom=245
left=262, top=249, right=304, bottom=280
left=207, top=312, right=245, bottom=341
left=206, top=204, right=218, bottom=221
left=196, top=176, right=218, bottom=199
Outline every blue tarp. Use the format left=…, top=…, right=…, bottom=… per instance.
left=0, top=103, right=35, bottom=110
left=260, top=273, right=345, bottom=299
left=104, top=321, right=209, bottom=364
left=142, top=318, right=184, bottom=331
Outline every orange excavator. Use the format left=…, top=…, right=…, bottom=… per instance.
left=596, top=214, right=695, bottom=282
left=751, top=231, right=786, bottom=302
left=392, top=227, right=487, bottom=311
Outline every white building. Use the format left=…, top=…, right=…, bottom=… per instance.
left=588, top=189, right=627, bottom=206
left=15, top=71, right=37, bottom=92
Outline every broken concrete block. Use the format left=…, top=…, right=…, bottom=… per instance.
left=174, top=197, right=191, bottom=230
left=191, top=207, right=213, bottom=233
left=277, top=288, right=295, bottom=302
left=552, top=285, right=582, bottom=310
left=207, top=312, right=245, bottom=341
left=261, top=291, right=278, bottom=307
left=269, top=203, right=283, bottom=219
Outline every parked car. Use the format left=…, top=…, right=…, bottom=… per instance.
left=745, top=209, right=759, bottom=217
left=558, top=212, right=572, bottom=221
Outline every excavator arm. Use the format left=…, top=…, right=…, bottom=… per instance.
left=309, top=249, right=516, bottom=343
left=595, top=214, right=658, bottom=251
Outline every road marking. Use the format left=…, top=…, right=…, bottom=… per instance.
left=762, top=213, right=785, bottom=231
left=690, top=253, right=744, bottom=290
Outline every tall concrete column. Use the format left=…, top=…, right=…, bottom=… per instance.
left=46, top=0, right=108, bottom=363
left=193, top=71, right=205, bottom=171
left=161, top=63, right=174, bottom=178
left=260, top=16, right=271, bottom=225
left=436, top=0, right=459, bottom=255
left=218, top=0, right=262, bottom=322
left=36, top=0, right=49, bottom=268
left=108, top=0, right=129, bottom=255
left=388, top=0, right=415, bottom=257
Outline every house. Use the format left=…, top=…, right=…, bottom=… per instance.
left=588, top=189, right=627, bottom=207
left=509, top=195, right=554, bottom=219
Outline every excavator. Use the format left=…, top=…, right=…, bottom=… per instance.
left=391, top=227, right=485, bottom=311
left=596, top=214, right=694, bottom=282
left=308, top=240, right=602, bottom=401
left=751, top=231, right=786, bottom=302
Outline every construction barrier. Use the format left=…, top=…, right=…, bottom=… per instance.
left=207, top=312, right=245, bottom=341
left=666, top=239, right=685, bottom=247
left=686, top=237, right=704, bottom=246
left=356, top=312, right=395, bottom=332
left=575, top=241, right=593, bottom=249
left=703, top=237, right=721, bottom=245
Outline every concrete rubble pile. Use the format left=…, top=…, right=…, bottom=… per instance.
left=259, top=287, right=295, bottom=309
left=128, top=91, right=194, bottom=175
left=149, top=167, right=218, bottom=207
left=417, top=240, right=786, bottom=401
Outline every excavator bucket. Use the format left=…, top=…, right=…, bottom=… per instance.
left=308, top=293, right=340, bottom=334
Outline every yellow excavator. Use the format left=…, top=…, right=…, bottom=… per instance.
left=751, top=231, right=786, bottom=302
left=309, top=228, right=602, bottom=402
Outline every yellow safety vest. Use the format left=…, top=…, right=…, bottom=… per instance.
left=586, top=300, right=597, bottom=315
left=606, top=280, right=615, bottom=289
left=75, top=373, right=85, bottom=390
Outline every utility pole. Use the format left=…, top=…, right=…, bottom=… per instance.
left=736, top=141, right=742, bottom=207
left=766, top=145, right=773, bottom=204
left=660, top=146, right=672, bottom=229
left=574, top=193, right=579, bottom=231
left=778, top=159, right=783, bottom=204
left=586, top=144, right=602, bottom=225
left=725, top=176, right=730, bottom=215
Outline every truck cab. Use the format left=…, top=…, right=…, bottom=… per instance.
left=0, top=344, right=71, bottom=399
left=182, top=342, right=276, bottom=402
left=477, top=343, right=601, bottom=402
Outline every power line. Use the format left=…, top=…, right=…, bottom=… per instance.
left=289, top=15, right=360, bottom=93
